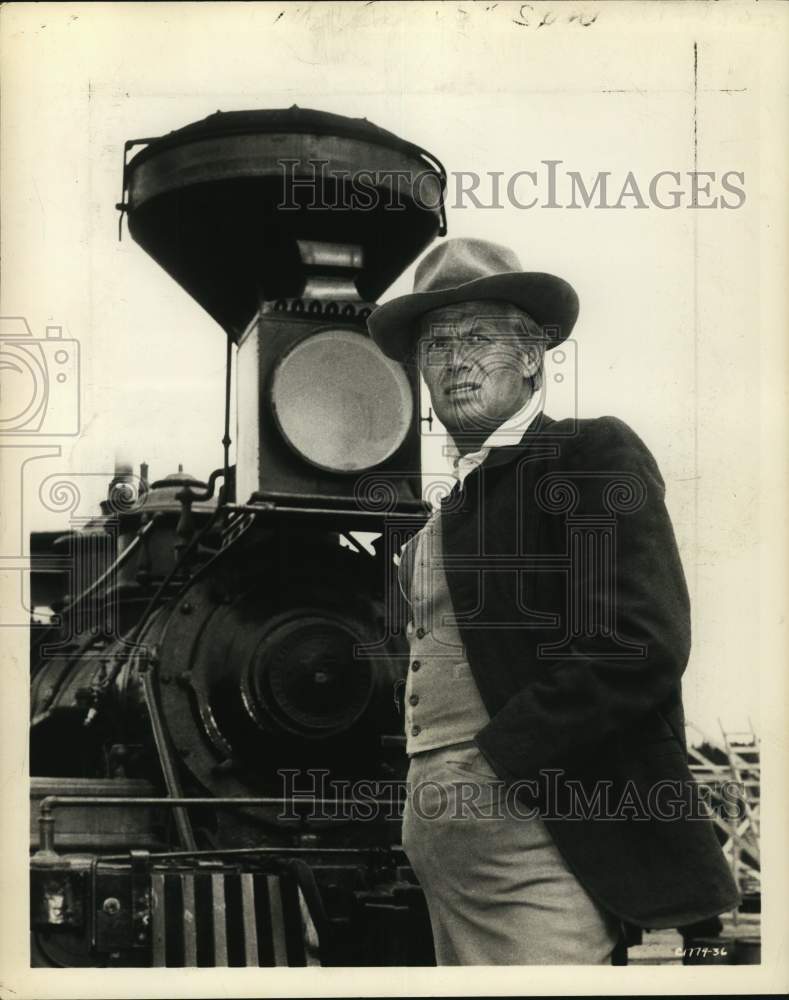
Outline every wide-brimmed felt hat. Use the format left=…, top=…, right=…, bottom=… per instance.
left=367, top=238, right=579, bottom=362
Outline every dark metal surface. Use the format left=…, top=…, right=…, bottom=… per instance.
left=233, top=306, right=423, bottom=507
left=31, top=838, right=434, bottom=967
left=30, top=778, right=161, bottom=852
left=120, top=108, right=446, bottom=336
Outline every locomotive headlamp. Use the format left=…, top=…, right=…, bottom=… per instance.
left=271, top=329, right=413, bottom=473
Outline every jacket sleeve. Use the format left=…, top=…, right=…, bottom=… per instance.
left=475, top=416, right=691, bottom=781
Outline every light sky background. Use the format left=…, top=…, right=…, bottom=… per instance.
left=0, top=2, right=776, bottom=742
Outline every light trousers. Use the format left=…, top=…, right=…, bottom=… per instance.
left=401, top=741, right=621, bottom=965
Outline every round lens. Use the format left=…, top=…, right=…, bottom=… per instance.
left=271, top=329, right=413, bottom=473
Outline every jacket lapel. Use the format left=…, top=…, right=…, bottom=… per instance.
left=467, top=410, right=557, bottom=476
left=437, top=411, right=559, bottom=629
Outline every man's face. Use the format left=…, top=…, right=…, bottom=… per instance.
left=414, top=300, right=543, bottom=436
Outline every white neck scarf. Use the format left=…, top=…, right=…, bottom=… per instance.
left=446, top=390, right=544, bottom=489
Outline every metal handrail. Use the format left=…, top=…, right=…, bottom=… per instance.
left=34, top=795, right=405, bottom=859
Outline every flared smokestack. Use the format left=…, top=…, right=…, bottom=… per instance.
left=119, top=107, right=446, bottom=339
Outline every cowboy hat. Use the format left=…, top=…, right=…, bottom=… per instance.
left=367, top=238, right=579, bottom=362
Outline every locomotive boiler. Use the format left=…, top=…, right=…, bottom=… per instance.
left=29, top=107, right=447, bottom=967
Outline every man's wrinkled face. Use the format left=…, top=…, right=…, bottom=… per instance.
left=414, top=300, right=543, bottom=436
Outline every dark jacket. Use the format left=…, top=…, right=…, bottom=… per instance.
left=434, top=411, right=740, bottom=929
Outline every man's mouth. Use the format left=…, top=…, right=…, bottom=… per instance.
left=445, top=382, right=481, bottom=396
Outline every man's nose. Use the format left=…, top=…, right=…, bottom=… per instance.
left=446, top=345, right=472, bottom=374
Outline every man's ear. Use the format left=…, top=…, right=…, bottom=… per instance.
left=522, top=345, right=541, bottom=378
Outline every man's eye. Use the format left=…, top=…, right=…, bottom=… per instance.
left=466, top=334, right=492, bottom=345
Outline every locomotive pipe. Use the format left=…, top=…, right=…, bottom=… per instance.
left=35, top=795, right=398, bottom=859
left=101, top=845, right=400, bottom=862
left=222, top=332, right=233, bottom=491
left=122, top=500, right=224, bottom=649
left=36, top=812, right=57, bottom=861
left=63, top=517, right=157, bottom=609
left=38, top=795, right=400, bottom=813
left=138, top=663, right=197, bottom=851
left=30, top=517, right=158, bottom=658
left=226, top=502, right=427, bottom=520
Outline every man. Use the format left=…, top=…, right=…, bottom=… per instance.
left=367, top=238, right=740, bottom=965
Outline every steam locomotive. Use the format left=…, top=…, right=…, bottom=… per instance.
left=29, top=107, right=447, bottom=967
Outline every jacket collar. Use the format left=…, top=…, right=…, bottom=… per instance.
left=440, top=411, right=556, bottom=507
left=446, top=392, right=544, bottom=475
left=476, top=409, right=556, bottom=471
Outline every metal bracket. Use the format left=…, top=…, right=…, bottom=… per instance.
left=116, top=137, right=160, bottom=240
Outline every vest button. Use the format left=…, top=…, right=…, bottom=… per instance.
left=411, top=725, right=421, bottom=737
left=409, top=694, right=419, bottom=706
left=416, top=627, right=426, bottom=639
left=411, top=660, right=421, bottom=671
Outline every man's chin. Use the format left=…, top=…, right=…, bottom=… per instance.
left=439, top=398, right=490, bottom=429
left=441, top=416, right=489, bottom=437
